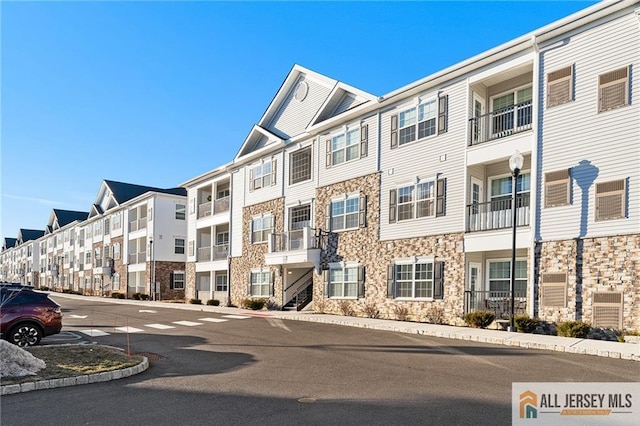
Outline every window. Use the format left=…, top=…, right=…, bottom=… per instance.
left=175, top=204, right=186, bottom=220
left=85, top=251, right=92, bottom=265
left=289, top=205, right=311, bottom=230
left=389, top=178, right=446, bottom=223
left=490, top=173, right=530, bottom=204
left=175, top=238, right=185, bottom=254
left=113, top=243, right=121, bottom=260
left=112, top=213, right=121, bottom=230
left=217, top=188, right=230, bottom=199
left=289, top=147, right=312, bottom=184
left=547, top=66, right=573, bottom=107
left=171, top=271, right=185, bottom=290
left=595, top=179, right=626, bottom=221
left=112, top=273, right=120, bottom=291
left=598, top=66, right=630, bottom=112
left=104, top=218, right=110, bottom=235
left=252, top=215, right=273, bottom=243
left=250, top=271, right=271, bottom=297
left=214, top=232, right=229, bottom=247
left=326, top=126, right=366, bottom=168
left=488, top=260, right=527, bottom=295
left=387, top=260, right=444, bottom=299
left=93, top=275, right=101, bottom=290
left=64, top=230, right=69, bottom=242
left=249, top=159, right=276, bottom=191
left=325, top=265, right=363, bottom=298
left=215, top=273, right=228, bottom=292
left=491, top=86, right=532, bottom=134
left=328, top=195, right=363, bottom=231
left=93, top=221, right=102, bottom=236
left=391, top=96, right=448, bottom=148
left=544, top=169, right=571, bottom=207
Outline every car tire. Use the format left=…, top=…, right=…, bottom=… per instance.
left=7, top=323, right=43, bottom=347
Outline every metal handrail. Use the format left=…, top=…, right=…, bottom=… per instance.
left=468, top=100, right=532, bottom=146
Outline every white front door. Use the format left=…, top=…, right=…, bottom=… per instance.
left=468, top=262, right=481, bottom=311
left=472, top=94, right=486, bottom=144
left=469, top=177, right=484, bottom=231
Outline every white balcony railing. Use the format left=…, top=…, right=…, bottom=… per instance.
left=268, top=227, right=317, bottom=253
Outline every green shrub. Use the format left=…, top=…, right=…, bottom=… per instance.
left=514, top=314, right=541, bottom=333
left=189, top=298, right=202, bottom=305
left=111, top=292, right=123, bottom=299
left=243, top=298, right=266, bottom=310
left=140, top=294, right=150, bottom=300
left=206, top=299, right=220, bottom=306
left=557, top=320, right=591, bottom=338
left=132, top=293, right=141, bottom=300
left=41, top=286, right=50, bottom=291
left=464, top=310, right=496, bottom=329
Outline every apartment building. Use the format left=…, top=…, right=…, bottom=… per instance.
left=181, top=0, right=639, bottom=329
left=3, top=1, right=638, bottom=330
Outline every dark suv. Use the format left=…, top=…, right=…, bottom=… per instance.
left=0, top=287, right=62, bottom=346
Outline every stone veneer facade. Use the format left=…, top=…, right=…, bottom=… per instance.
left=111, top=236, right=126, bottom=294
left=312, top=172, right=466, bottom=325
left=230, top=197, right=285, bottom=307
left=185, top=262, right=196, bottom=300
left=536, top=233, right=640, bottom=331
left=147, top=260, right=186, bottom=300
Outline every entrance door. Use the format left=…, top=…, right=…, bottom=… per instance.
left=469, top=177, right=484, bottom=231
left=472, top=95, right=486, bottom=144
left=468, top=262, right=481, bottom=311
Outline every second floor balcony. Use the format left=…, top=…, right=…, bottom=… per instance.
left=128, top=251, right=147, bottom=264
left=265, top=227, right=321, bottom=268
left=129, top=217, right=147, bottom=232
left=197, top=196, right=230, bottom=219
left=468, top=100, right=532, bottom=146
left=466, top=195, right=530, bottom=232
left=196, top=244, right=229, bottom=262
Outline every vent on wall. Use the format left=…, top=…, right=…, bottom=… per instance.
left=544, top=169, right=571, bottom=207
left=540, top=272, right=567, bottom=307
left=547, top=65, right=573, bottom=107
left=595, top=179, right=626, bottom=221
left=592, top=292, right=623, bottom=329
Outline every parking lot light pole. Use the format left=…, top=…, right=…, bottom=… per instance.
left=508, top=150, right=524, bottom=332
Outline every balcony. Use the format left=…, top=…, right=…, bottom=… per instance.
left=466, top=195, right=530, bottom=232
left=197, top=244, right=228, bottom=262
left=197, top=196, right=230, bottom=219
left=128, top=251, right=147, bottom=264
left=468, top=100, right=532, bottom=146
left=265, top=227, right=321, bottom=268
left=129, top=217, right=147, bottom=232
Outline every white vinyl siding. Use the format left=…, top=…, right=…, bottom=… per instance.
left=539, top=11, right=639, bottom=240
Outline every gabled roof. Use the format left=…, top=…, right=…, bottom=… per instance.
left=17, top=229, right=45, bottom=244
left=104, top=180, right=186, bottom=204
left=45, top=209, right=89, bottom=233
left=235, top=64, right=375, bottom=162
left=2, top=238, right=17, bottom=251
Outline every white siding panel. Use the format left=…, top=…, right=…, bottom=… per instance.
left=539, top=11, right=640, bottom=241
left=231, top=170, right=244, bottom=258
left=268, top=76, right=332, bottom=139
left=380, top=82, right=467, bottom=241
left=318, top=114, right=379, bottom=187
left=284, top=139, right=318, bottom=203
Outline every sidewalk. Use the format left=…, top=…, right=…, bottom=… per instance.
left=50, top=292, right=640, bottom=362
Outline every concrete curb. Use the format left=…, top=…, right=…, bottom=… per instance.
left=1, top=352, right=148, bottom=395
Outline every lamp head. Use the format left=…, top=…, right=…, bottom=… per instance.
left=509, top=151, right=524, bottom=174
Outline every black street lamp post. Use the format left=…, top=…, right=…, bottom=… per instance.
left=508, top=150, right=524, bottom=332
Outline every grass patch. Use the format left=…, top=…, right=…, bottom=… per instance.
left=2, top=345, right=143, bottom=386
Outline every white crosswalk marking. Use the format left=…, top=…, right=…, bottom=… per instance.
left=114, top=326, right=144, bottom=333
left=78, top=329, right=110, bottom=337
left=199, top=317, right=228, bottom=323
left=172, top=320, right=203, bottom=326
left=222, top=315, right=251, bottom=320
left=69, top=314, right=88, bottom=319
left=145, top=323, right=176, bottom=330
left=139, top=310, right=157, bottom=313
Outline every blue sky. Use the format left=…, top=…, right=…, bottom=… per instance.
left=0, top=0, right=597, bottom=240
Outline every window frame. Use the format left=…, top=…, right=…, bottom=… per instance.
left=486, top=259, right=527, bottom=296
left=251, top=215, right=273, bottom=244
left=175, top=204, right=186, bottom=220
left=289, top=146, right=312, bottom=185
left=326, top=263, right=362, bottom=299
left=329, top=195, right=360, bottom=232
left=249, top=270, right=272, bottom=297
left=598, top=66, right=630, bottom=113
left=595, top=179, right=626, bottom=221
left=397, top=98, right=438, bottom=146
left=386, top=259, right=444, bottom=300
left=174, top=238, right=186, bottom=254
left=171, top=271, right=185, bottom=290
left=249, top=159, right=276, bottom=191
